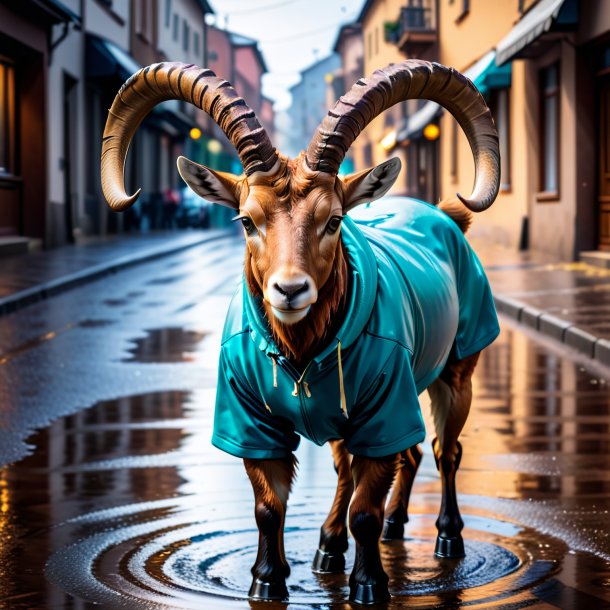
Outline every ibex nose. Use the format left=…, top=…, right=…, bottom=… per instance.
left=273, top=279, right=309, bottom=300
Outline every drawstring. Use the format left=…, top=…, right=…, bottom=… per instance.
left=271, top=355, right=278, bottom=388
left=268, top=344, right=347, bottom=418
left=292, top=365, right=312, bottom=398
left=338, top=340, right=348, bottom=419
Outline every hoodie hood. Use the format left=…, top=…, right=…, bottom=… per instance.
left=243, top=215, right=379, bottom=367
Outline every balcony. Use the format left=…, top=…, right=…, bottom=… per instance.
left=385, top=5, right=437, bottom=57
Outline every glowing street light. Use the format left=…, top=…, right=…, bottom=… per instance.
left=380, top=130, right=397, bottom=151
left=423, top=123, right=440, bottom=141
left=189, top=127, right=202, bottom=140
left=207, top=139, right=223, bottom=155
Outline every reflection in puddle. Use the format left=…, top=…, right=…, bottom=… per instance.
left=124, top=327, right=209, bottom=363
left=1, top=326, right=610, bottom=608
left=103, top=298, right=128, bottom=307
left=77, top=319, right=114, bottom=328
left=146, top=274, right=188, bottom=286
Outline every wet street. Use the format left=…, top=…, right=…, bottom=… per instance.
left=1, top=235, right=610, bottom=609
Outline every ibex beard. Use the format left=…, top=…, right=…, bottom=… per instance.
left=101, top=60, right=501, bottom=605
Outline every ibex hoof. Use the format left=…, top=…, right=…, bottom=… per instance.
left=382, top=518, right=404, bottom=541
left=312, top=548, right=345, bottom=573
left=349, top=581, right=391, bottom=606
left=434, top=535, right=465, bottom=558
left=248, top=578, right=288, bottom=601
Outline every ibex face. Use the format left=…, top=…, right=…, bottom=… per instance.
left=177, top=153, right=402, bottom=326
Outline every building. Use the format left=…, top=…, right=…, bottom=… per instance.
left=203, top=25, right=271, bottom=176
left=493, top=0, right=606, bottom=261
left=284, top=54, right=341, bottom=159
left=1, top=0, right=232, bottom=251
left=0, top=0, right=78, bottom=251
left=353, top=0, right=436, bottom=194
left=328, top=23, right=364, bottom=174
left=375, top=0, right=609, bottom=262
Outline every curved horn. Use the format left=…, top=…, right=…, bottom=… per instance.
left=305, top=60, right=499, bottom=212
left=101, top=62, right=278, bottom=211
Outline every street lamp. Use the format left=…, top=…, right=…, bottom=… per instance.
left=423, top=123, right=440, bottom=141
left=207, top=139, right=222, bottom=155
left=190, top=127, right=202, bottom=140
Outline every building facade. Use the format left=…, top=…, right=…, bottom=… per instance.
left=285, top=54, right=341, bottom=159
left=0, top=0, right=274, bottom=250
left=0, top=0, right=77, bottom=251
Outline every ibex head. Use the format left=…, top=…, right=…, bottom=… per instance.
left=101, top=62, right=499, bottom=362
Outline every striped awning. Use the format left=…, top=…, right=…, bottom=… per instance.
left=496, top=0, right=578, bottom=66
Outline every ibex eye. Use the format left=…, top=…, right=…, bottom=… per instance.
left=241, top=217, right=256, bottom=235
left=325, top=216, right=343, bottom=235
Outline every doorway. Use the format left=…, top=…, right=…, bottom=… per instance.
left=63, top=73, right=77, bottom=243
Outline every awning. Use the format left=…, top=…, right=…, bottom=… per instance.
left=87, top=35, right=140, bottom=80
left=496, top=0, right=578, bottom=66
left=87, top=36, right=193, bottom=132
left=397, top=50, right=506, bottom=143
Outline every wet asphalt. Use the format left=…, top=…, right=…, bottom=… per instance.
left=1, top=235, right=610, bottom=609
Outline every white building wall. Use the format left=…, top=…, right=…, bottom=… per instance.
left=85, top=0, right=130, bottom=50
left=157, top=0, right=206, bottom=65
left=46, top=15, right=86, bottom=244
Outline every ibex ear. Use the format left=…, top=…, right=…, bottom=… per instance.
left=177, top=156, right=241, bottom=209
left=341, top=157, right=402, bottom=212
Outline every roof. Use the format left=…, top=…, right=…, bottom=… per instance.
left=356, top=0, right=375, bottom=24
left=196, top=0, right=214, bottom=15
left=300, top=53, right=340, bottom=77
left=332, top=22, right=362, bottom=54
left=229, top=32, right=268, bottom=73
left=496, top=0, right=578, bottom=66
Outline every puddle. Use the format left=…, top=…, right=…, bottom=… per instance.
left=103, top=298, right=128, bottom=307
left=2, top=328, right=610, bottom=608
left=146, top=274, right=188, bottom=286
left=77, top=319, right=114, bottom=328
left=123, top=327, right=209, bottom=363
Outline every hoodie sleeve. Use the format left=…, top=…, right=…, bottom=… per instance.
left=345, top=344, right=426, bottom=458
left=212, top=344, right=300, bottom=459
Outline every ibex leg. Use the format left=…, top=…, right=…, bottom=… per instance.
left=383, top=444, right=423, bottom=540
left=428, top=351, right=479, bottom=558
left=244, top=456, right=296, bottom=601
left=313, top=439, right=353, bottom=573
left=349, top=453, right=400, bottom=605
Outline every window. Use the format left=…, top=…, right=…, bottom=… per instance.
left=183, top=19, right=189, bottom=52
left=375, top=27, right=379, bottom=55
left=455, top=0, right=469, bottom=23
left=0, top=60, right=16, bottom=175
left=173, top=14, right=179, bottom=41
left=165, top=0, right=172, bottom=27
left=367, top=32, right=372, bottom=60
left=135, top=0, right=153, bottom=41
left=450, top=119, right=458, bottom=183
left=489, top=88, right=511, bottom=190
left=194, top=32, right=200, bottom=58
left=539, top=63, right=559, bottom=196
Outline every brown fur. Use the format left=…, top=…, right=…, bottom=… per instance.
left=322, top=439, right=353, bottom=537
left=438, top=197, right=473, bottom=233
left=239, top=153, right=351, bottom=366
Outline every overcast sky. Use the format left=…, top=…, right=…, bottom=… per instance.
left=207, top=0, right=365, bottom=110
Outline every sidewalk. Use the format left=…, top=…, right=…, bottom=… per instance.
left=471, top=238, right=610, bottom=367
left=0, top=229, right=229, bottom=315
left=1, top=229, right=609, bottom=367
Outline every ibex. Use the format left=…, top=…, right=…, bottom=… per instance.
left=101, top=60, right=500, bottom=605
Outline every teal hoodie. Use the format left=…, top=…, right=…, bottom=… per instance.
left=212, top=198, right=500, bottom=459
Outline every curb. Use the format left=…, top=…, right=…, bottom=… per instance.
left=0, top=230, right=231, bottom=317
left=494, top=295, right=610, bottom=368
